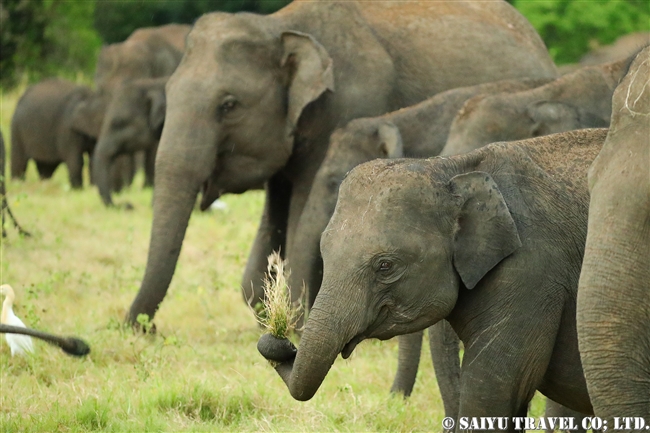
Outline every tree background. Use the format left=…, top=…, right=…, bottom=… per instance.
left=1, top=0, right=648, bottom=89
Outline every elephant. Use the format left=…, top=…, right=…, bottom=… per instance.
left=92, top=77, right=167, bottom=207
left=258, top=127, right=609, bottom=431
left=69, top=24, right=189, bottom=198
left=71, top=24, right=188, bottom=139
left=577, top=46, right=649, bottom=423
left=287, top=77, right=552, bottom=417
left=126, top=0, right=559, bottom=326
left=11, top=79, right=97, bottom=188
left=441, top=53, right=635, bottom=156
left=1, top=130, right=30, bottom=238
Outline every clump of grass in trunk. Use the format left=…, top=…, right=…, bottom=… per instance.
left=257, top=251, right=301, bottom=339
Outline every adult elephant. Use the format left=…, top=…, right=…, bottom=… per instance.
left=92, top=77, right=167, bottom=207
left=70, top=24, right=190, bottom=203
left=72, top=24, right=189, bottom=140
left=127, top=0, right=557, bottom=325
left=577, top=47, right=649, bottom=422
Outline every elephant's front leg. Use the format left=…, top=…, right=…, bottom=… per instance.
left=241, top=174, right=291, bottom=314
left=429, top=320, right=461, bottom=421
left=455, top=317, right=559, bottom=433
left=391, top=330, right=424, bottom=397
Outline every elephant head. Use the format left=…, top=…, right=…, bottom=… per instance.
left=70, top=94, right=107, bottom=140
left=289, top=118, right=403, bottom=308
left=126, top=13, right=335, bottom=323
left=93, top=78, right=166, bottom=206
left=258, top=158, right=521, bottom=400
left=442, top=93, right=608, bottom=156
left=440, top=58, right=634, bottom=156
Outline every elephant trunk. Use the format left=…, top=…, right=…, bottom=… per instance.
left=258, top=290, right=363, bottom=401
left=92, top=144, right=116, bottom=207
left=287, top=183, right=339, bottom=311
left=126, top=113, right=218, bottom=326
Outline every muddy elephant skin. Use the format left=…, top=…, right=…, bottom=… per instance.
left=126, top=0, right=559, bottom=325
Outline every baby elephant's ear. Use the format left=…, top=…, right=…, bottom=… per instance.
left=448, top=171, right=521, bottom=289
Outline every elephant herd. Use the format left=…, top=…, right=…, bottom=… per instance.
left=4, top=1, right=648, bottom=432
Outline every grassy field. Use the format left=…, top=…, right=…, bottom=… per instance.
left=1, top=84, right=545, bottom=432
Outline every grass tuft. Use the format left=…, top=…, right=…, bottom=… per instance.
left=256, top=251, right=300, bottom=339
left=155, top=385, right=257, bottom=425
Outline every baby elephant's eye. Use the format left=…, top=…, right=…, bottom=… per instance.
left=379, top=261, right=392, bottom=272
left=219, top=98, right=237, bottom=115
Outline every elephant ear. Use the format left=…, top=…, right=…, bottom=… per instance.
left=281, top=31, right=335, bottom=136
left=70, top=98, right=104, bottom=139
left=147, top=87, right=166, bottom=135
left=448, top=171, right=522, bottom=290
left=377, top=122, right=403, bottom=158
left=526, top=101, right=580, bottom=137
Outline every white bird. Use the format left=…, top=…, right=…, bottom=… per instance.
left=0, top=284, right=34, bottom=356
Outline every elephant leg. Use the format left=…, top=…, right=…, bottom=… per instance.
left=36, top=161, right=60, bottom=179
left=544, top=399, right=589, bottom=433
left=390, top=330, right=423, bottom=397
left=430, top=320, right=461, bottom=420
left=10, top=140, right=28, bottom=180
left=144, top=147, right=156, bottom=188
left=65, top=151, right=84, bottom=189
left=241, top=174, right=291, bottom=314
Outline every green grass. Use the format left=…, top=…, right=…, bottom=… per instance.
left=0, top=83, right=548, bottom=431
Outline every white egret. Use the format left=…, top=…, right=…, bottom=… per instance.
left=0, top=284, right=34, bottom=356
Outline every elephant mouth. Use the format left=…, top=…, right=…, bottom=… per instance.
left=341, top=334, right=365, bottom=359
left=341, top=307, right=391, bottom=359
left=200, top=177, right=222, bottom=211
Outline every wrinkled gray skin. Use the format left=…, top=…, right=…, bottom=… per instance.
left=93, top=77, right=167, bottom=206
left=1, top=130, right=30, bottom=238
left=127, top=0, right=558, bottom=325
left=258, top=128, right=607, bottom=433
left=11, top=79, right=96, bottom=188
left=577, top=47, right=650, bottom=426
left=289, top=77, right=552, bottom=417
left=442, top=55, right=633, bottom=156
left=70, top=24, right=189, bottom=205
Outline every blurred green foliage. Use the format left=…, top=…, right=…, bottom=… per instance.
left=1, top=0, right=648, bottom=89
left=512, top=0, right=650, bottom=64
left=94, top=0, right=290, bottom=44
left=1, top=0, right=101, bottom=88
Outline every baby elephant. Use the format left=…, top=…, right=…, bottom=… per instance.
left=442, top=53, right=635, bottom=156
left=93, top=77, right=167, bottom=207
left=259, top=127, right=607, bottom=431
left=11, top=79, right=96, bottom=188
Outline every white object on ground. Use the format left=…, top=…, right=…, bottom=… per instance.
left=0, top=284, right=34, bottom=356
left=210, top=199, right=228, bottom=211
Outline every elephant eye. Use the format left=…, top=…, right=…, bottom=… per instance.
left=219, top=98, right=237, bottom=115
left=378, top=261, right=392, bottom=272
